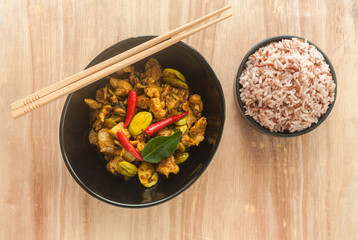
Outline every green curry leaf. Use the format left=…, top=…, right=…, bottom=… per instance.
left=141, top=131, right=182, bottom=163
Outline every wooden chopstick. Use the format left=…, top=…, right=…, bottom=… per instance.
left=11, top=7, right=232, bottom=119
left=10, top=5, right=231, bottom=112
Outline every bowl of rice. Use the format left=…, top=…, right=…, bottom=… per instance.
left=236, top=35, right=337, bottom=137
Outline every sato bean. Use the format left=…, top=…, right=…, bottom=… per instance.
left=176, top=124, right=188, bottom=134
left=104, top=118, right=117, bottom=129
left=175, top=115, right=188, bottom=125
left=138, top=162, right=159, bottom=187
left=129, top=111, right=153, bottom=136
left=175, top=152, right=189, bottom=164
left=176, top=142, right=186, bottom=152
left=163, top=68, right=186, bottom=83
left=117, top=161, right=138, bottom=177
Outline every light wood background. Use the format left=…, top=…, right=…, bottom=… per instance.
left=1, top=0, right=357, bottom=239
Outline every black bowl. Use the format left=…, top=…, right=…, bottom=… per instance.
left=235, top=35, right=337, bottom=137
left=59, top=36, right=225, bottom=208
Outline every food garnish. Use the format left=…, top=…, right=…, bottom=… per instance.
left=123, top=90, right=137, bottom=128
left=141, top=131, right=183, bottom=163
left=144, top=112, right=188, bottom=137
left=116, top=130, right=144, bottom=161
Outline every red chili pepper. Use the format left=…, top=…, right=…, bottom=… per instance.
left=117, top=130, right=144, bottom=161
left=124, top=90, right=137, bottom=128
left=144, top=111, right=188, bottom=137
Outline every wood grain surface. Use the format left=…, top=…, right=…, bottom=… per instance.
left=1, top=0, right=357, bottom=239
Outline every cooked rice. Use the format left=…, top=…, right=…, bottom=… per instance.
left=239, top=38, right=335, bottom=133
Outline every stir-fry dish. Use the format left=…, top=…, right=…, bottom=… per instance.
left=85, top=58, right=207, bottom=187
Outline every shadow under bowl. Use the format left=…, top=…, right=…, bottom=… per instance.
left=59, top=36, right=225, bottom=208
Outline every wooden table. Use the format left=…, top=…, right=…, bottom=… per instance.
left=1, top=0, right=357, bottom=239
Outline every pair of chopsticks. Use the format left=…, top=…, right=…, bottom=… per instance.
left=11, top=5, right=232, bottom=119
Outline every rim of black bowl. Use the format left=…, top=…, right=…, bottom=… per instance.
left=235, top=35, right=337, bottom=137
left=59, top=35, right=226, bottom=208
